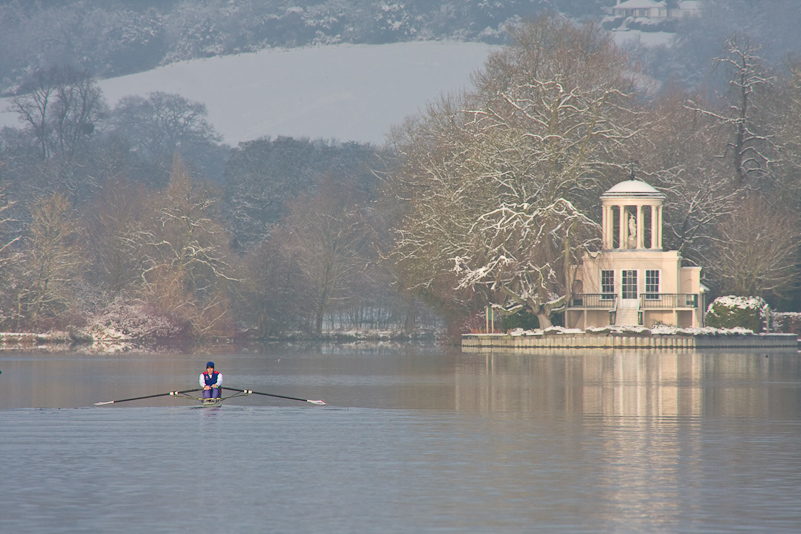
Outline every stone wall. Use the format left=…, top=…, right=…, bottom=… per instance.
left=462, top=332, right=798, bottom=351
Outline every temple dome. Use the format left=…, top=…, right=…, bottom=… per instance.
left=601, top=180, right=665, bottom=200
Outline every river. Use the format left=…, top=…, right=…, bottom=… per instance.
left=2, top=344, right=800, bottom=532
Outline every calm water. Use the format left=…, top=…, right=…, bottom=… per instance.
left=2, top=344, right=801, bottom=533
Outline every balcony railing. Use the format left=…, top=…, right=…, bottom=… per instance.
left=569, top=293, right=617, bottom=309
left=639, top=293, right=698, bottom=309
left=570, top=293, right=697, bottom=309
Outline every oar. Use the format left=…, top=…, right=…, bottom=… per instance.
left=222, top=387, right=326, bottom=405
left=94, top=388, right=203, bottom=406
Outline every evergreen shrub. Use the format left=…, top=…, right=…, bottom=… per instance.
left=502, top=310, right=539, bottom=332
left=705, top=296, right=768, bottom=332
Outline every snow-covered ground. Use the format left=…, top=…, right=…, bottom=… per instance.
left=0, top=41, right=497, bottom=146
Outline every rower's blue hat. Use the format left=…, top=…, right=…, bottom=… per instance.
left=206, top=362, right=215, bottom=368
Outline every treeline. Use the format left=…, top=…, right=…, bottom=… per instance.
left=0, top=67, right=431, bottom=340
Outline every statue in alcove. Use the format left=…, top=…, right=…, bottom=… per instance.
left=627, top=214, right=637, bottom=248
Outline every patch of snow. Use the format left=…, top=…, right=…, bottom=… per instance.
left=650, top=325, right=755, bottom=336
left=512, top=325, right=763, bottom=336
left=709, top=295, right=767, bottom=311
left=542, top=326, right=585, bottom=335
left=587, top=325, right=651, bottom=335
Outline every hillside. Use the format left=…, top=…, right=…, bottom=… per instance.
left=0, top=41, right=496, bottom=146
left=0, top=0, right=611, bottom=94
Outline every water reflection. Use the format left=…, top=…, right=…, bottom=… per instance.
left=456, top=350, right=801, bottom=418
left=1, top=347, right=800, bottom=417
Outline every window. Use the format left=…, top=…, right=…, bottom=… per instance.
left=622, top=270, right=638, bottom=299
left=645, top=270, right=660, bottom=300
left=601, top=270, right=615, bottom=299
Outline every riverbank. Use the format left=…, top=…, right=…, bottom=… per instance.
left=0, top=328, right=442, bottom=353
left=0, top=331, right=74, bottom=349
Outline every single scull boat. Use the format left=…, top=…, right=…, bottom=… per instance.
left=94, top=387, right=326, bottom=407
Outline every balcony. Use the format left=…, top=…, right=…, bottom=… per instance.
left=569, top=294, right=617, bottom=309
left=640, top=293, right=698, bottom=309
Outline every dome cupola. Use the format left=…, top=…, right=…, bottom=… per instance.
left=600, top=180, right=664, bottom=250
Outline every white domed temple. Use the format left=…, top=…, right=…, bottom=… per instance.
left=565, top=180, right=705, bottom=329
left=463, top=178, right=797, bottom=350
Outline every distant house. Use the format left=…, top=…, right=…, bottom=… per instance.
left=610, top=0, right=701, bottom=21
left=565, top=180, right=706, bottom=329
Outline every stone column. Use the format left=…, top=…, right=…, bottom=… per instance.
left=657, top=205, right=663, bottom=249
left=637, top=204, right=644, bottom=249
left=649, top=204, right=657, bottom=249
left=609, top=205, right=616, bottom=249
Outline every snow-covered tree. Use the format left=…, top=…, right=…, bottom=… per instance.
left=0, top=183, right=22, bottom=327
left=387, top=16, right=640, bottom=328
left=633, top=90, right=740, bottom=262
left=18, top=192, right=86, bottom=325
left=0, top=183, right=20, bottom=274
left=139, top=155, right=237, bottom=337
left=686, top=35, right=777, bottom=187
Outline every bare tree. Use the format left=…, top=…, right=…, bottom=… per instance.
left=83, top=178, right=149, bottom=296
left=707, top=193, right=799, bottom=298
left=634, top=90, right=740, bottom=262
left=0, top=183, right=22, bottom=327
left=277, top=180, right=373, bottom=335
left=0, top=183, right=20, bottom=274
left=239, top=236, right=312, bottom=337
left=112, top=91, right=221, bottom=161
left=8, top=66, right=105, bottom=160
left=771, top=58, right=801, bottom=200
left=19, top=192, right=85, bottom=325
left=9, top=69, right=59, bottom=159
left=686, top=35, right=777, bottom=187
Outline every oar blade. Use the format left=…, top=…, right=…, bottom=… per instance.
left=307, top=400, right=326, bottom=405
left=94, top=400, right=115, bottom=406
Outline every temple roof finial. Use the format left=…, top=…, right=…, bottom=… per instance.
left=628, top=160, right=640, bottom=181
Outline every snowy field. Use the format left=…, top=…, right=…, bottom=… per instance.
left=0, top=41, right=497, bottom=146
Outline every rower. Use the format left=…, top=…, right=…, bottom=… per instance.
left=199, top=362, right=223, bottom=399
